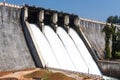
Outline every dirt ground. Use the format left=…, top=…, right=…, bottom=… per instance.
left=0, top=68, right=103, bottom=80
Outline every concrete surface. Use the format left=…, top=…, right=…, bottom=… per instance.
left=0, top=6, right=35, bottom=71
left=81, top=24, right=105, bottom=59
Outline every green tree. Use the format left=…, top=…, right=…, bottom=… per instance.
left=102, top=24, right=113, bottom=59
left=107, top=15, right=120, bottom=24
left=111, top=24, right=117, bottom=58
left=112, top=16, right=119, bottom=23
left=106, top=15, right=120, bottom=58
left=106, top=16, right=114, bottom=23
left=105, top=15, right=120, bottom=58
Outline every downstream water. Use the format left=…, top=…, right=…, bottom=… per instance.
left=29, top=24, right=101, bottom=75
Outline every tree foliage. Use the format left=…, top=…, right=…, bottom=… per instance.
left=111, top=24, right=116, bottom=58
left=102, top=24, right=112, bottom=59
left=106, top=15, right=120, bottom=24
left=103, top=15, right=120, bottom=59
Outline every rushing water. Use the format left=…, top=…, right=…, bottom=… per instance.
left=26, top=23, right=120, bottom=79
left=56, top=27, right=88, bottom=73
left=43, top=25, right=76, bottom=71
left=29, top=24, right=59, bottom=68
left=28, top=24, right=101, bottom=75
left=68, top=28, right=101, bottom=75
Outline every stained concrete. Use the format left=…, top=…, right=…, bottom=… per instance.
left=81, top=24, right=105, bottom=59
left=81, top=23, right=120, bottom=78
left=0, top=6, right=35, bottom=71
left=98, top=60, right=120, bottom=78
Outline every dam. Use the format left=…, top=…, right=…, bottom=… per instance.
left=0, top=2, right=120, bottom=79
left=21, top=5, right=101, bottom=75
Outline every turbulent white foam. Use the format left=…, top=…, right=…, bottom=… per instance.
left=69, top=28, right=101, bottom=75
left=43, top=25, right=76, bottom=71
left=29, top=24, right=59, bottom=68
left=56, top=27, right=88, bottom=73
left=29, top=24, right=101, bottom=75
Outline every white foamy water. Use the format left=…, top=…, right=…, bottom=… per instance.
left=69, top=28, right=101, bottom=75
left=29, top=24, right=59, bottom=68
left=56, top=27, right=88, bottom=73
left=27, top=23, right=118, bottom=79
left=43, top=25, right=76, bottom=71
left=28, top=24, right=101, bottom=75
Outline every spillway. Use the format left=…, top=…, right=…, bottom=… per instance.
left=57, top=27, right=88, bottom=73
left=69, top=28, right=101, bottom=75
left=27, top=23, right=101, bottom=75
left=28, top=24, right=60, bottom=68
left=21, top=6, right=102, bottom=76
left=44, top=25, right=76, bottom=71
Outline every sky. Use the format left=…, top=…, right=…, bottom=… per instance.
left=1, top=0, right=120, bottom=22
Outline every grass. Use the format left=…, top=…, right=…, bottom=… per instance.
left=24, top=69, right=75, bottom=80
left=0, top=69, right=95, bottom=80
left=45, top=72, right=75, bottom=80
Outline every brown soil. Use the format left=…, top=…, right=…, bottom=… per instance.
left=47, top=72, right=75, bottom=80
left=0, top=68, right=102, bottom=80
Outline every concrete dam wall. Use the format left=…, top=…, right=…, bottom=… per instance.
left=80, top=18, right=106, bottom=59
left=98, top=60, right=120, bottom=78
left=0, top=4, right=99, bottom=73
left=0, top=5, right=35, bottom=71
left=80, top=18, right=120, bottom=78
left=0, top=3, right=120, bottom=79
